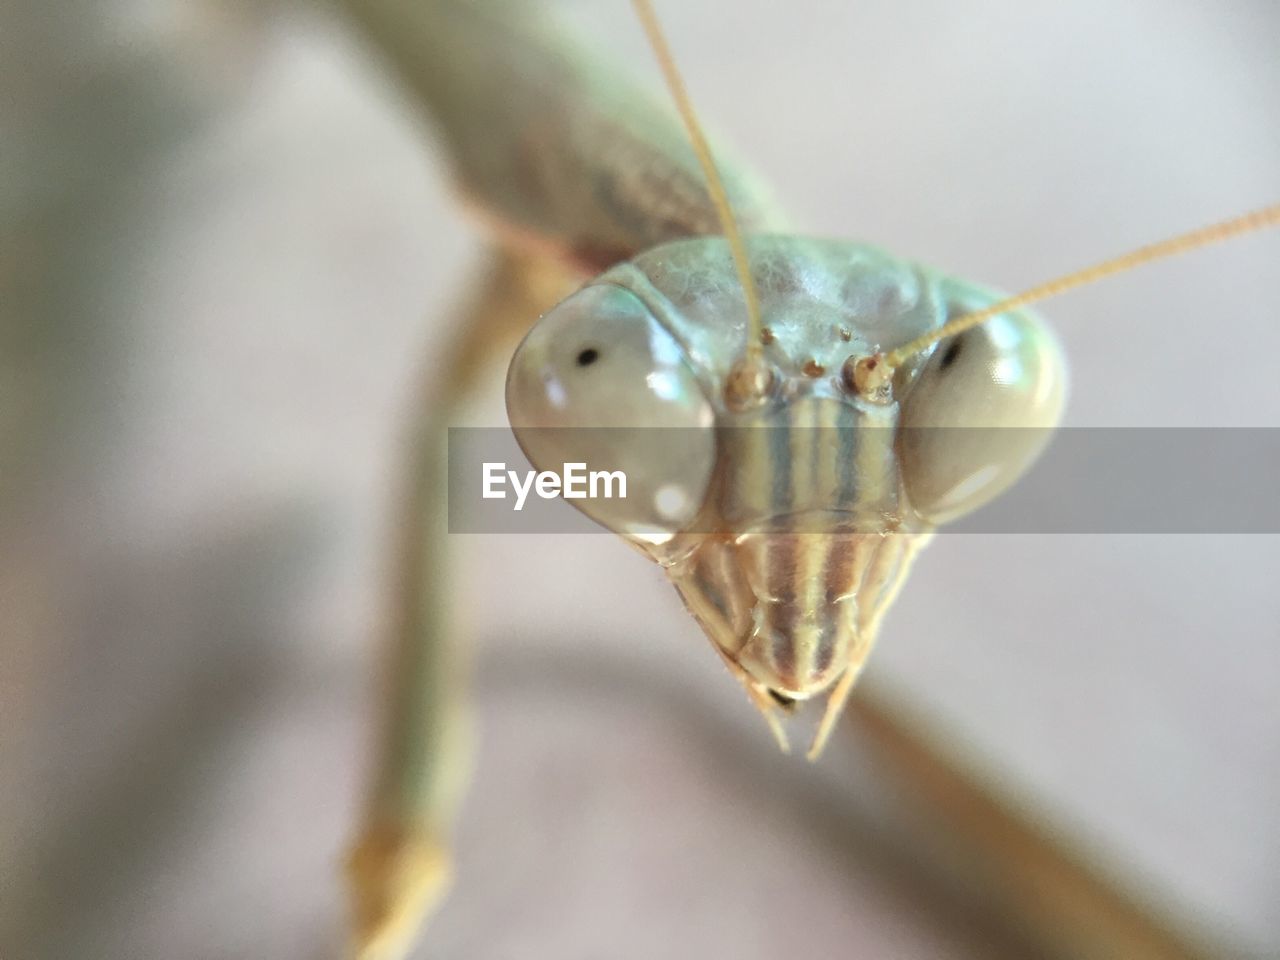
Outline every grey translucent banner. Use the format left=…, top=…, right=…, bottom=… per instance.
left=446, top=428, right=1280, bottom=534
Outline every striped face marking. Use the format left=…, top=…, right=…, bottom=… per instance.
left=671, top=391, right=927, bottom=701
left=508, top=236, right=1065, bottom=751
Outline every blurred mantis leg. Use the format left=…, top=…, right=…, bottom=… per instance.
left=845, top=690, right=1222, bottom=960
left=346, top=246, right=579, bottom=960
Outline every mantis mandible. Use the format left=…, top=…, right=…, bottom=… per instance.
left=333, top=1, right=1279, bottom=957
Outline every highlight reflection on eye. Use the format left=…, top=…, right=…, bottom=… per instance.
left=899, top=303, right=1066, bottom=525
left=646, top=370, right=682, bottom=401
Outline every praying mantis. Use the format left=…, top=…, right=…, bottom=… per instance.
left=332, top=1, right=1280, bottom=958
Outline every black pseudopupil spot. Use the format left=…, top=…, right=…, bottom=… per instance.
left=940, top=338, right=963, bottom=370
left=576, top=347, right=600, bottom=367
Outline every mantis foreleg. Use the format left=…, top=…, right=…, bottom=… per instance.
left=346, top=246, right=579, bottom=960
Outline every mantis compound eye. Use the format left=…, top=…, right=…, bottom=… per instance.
left=898, top=306, right=1067, bottom=526
left=505, top=283, right=716, bottom=543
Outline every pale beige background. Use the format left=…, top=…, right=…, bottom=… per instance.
left=2, top=1, right=1278, bottom=958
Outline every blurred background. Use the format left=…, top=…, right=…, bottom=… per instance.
left=2, top=1, right=1278, bottom=957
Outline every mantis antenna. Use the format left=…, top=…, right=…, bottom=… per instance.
left=631, top=0, right=768, bottom=371
left=872, top=202, right=1280, bottom=380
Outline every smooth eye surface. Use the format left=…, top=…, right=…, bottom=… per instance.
left=505, top=283, right=716, bottom=541
left=898, top=309, right=1067, bottom=525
